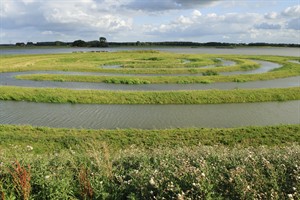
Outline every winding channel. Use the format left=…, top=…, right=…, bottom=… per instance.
left=0, top=58, right=299, bottom=129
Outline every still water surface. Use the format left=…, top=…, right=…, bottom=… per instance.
left=1, top=47, right=299, bottom=56
left=1, top=100, right=299, bottom=129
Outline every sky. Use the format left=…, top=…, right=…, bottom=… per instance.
left=0, top=0, right=299, bottom=44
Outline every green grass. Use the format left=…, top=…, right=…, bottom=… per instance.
left=0, top=86, right=299, bottom=104
left=0, top=124, right=299, bottom=152
left=2, top=51, right=299, bottom=84
left=1, top=51, right=298, bottom=74
left=0, top=124, right=299, bottom=199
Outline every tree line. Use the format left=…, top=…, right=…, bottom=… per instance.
left=3, top=37, right=299, bottom=48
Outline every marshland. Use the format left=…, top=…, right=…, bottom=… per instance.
left=0, top=47, right=299, bottom=199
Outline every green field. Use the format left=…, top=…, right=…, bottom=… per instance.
left=0, top=51, right=299, bottom=199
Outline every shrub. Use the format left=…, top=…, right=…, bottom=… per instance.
left=202, top=70, right=219, bottom=76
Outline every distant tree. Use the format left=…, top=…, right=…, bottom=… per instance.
left=136, top=41, right=141, bottom=46
left=72, top=40, right=87, bottom=47
left=99, top=37, right=108, bottom=47
left=55, top=41, right=64, bottom=46
left=16, top=42, right=25, bottom=46
left=26, top=42, right=34, bottom=46
left=87, top=40, right=101, bottom=47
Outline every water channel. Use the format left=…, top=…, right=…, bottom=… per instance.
left=1, top=100, right=299, bottom=129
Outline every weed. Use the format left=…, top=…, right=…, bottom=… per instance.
left=10, top=161, right=31, bottom=200
left=78, top=166, right=93, bottom=199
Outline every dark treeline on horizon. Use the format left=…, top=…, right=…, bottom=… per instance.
left=1, top=40, right=299, bottom=48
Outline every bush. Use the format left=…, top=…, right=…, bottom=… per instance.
left=202, top=70, right=219, bottom=76
left=0, top=145, right=299, bottom=199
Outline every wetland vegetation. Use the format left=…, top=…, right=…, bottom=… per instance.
left=0, top=86, right=299, bottom=104
left=0, top=50, right=299, bottom=199
left=0, top=124, right=299, bottom=199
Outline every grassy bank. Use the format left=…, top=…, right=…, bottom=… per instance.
left=15, top=68, right=300, bottom=84
left=0, top=86, right=299, bottom=104
left=0, top=124, right=299, bottom=152
left=0, top=124, right=299, bottom=199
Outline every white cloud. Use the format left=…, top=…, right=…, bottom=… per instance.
left=192, top=10, right=202, bottom=18
left=0, top=0, right=299, bottom=43
left=282, top=5, right=300, bottom=17
left=264, top=12, right=278, bottom=19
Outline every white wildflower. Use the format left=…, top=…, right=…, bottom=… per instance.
left=149, top=177, right=155, bottom=186
left=45, top=175, right=50, bottom=179
left=26, top=145, right=33, bottom=151
left=177, top=193, right=184, bottom=200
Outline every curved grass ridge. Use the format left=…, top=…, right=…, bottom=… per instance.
left=0, top=86, right=299, bottom=104
left=15, top=69, right=300, bottom=84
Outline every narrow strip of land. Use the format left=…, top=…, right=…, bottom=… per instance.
left=0, top=86, right=299, bottom=104
left=1, top=124, right=299, bottom=152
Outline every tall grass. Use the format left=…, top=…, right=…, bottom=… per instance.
left=0, top=86, right=299, bottom=104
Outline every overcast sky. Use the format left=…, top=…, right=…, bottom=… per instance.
left=0, top=0, right=299, bottom=44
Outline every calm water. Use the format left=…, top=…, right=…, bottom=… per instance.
left=1, top=101, right=299, bottom=129
left=1, top=47, right=300, bottom=56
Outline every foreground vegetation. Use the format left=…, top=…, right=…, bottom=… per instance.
left=0, top=124, right=299, bottom=199
left=0, top=86, right=299, bottom=104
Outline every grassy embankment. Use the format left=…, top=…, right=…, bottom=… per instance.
left=0, top=86, right=299, bottom=104
left=6, top=52, right=299, bottom=84
left=0, top=124, right=299, bottom=199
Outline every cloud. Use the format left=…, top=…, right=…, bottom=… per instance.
left=264, top=12, right=278, bottom=19
left=144, top=12, right=262, bottom=38
left=255, top=23, right=281, bottom=30
left=0, top=0, right=299, bottom=44
left=287, top=18, right=300, bottom=30
left=125, top=0, right=220, bottom=11
left=282, top=5, right=300, bottom=17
